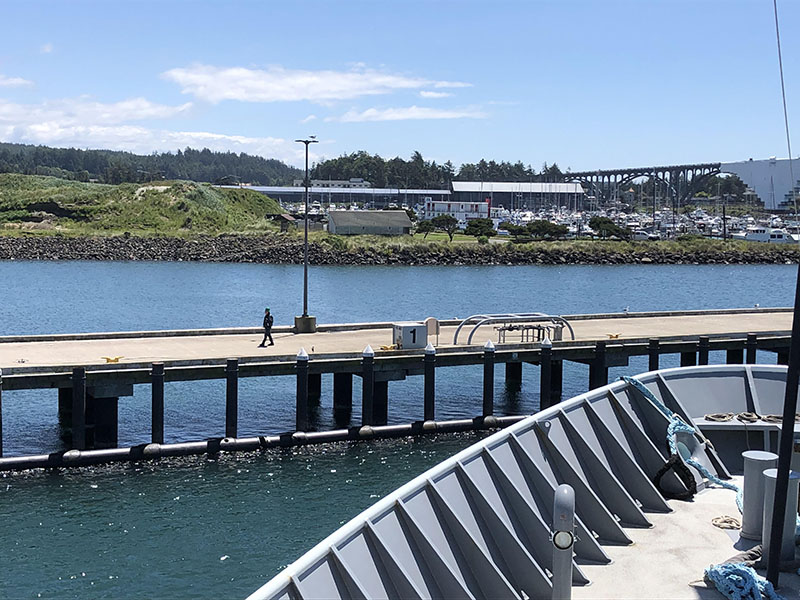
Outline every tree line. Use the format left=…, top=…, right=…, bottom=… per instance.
left=0, top=142, right=300, bottom=185
left=312, top=150, right=566, bottom=189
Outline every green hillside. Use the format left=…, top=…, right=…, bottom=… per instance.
left=0, top=173, right=283, bottom=236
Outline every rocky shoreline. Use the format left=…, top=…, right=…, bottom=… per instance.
left=0, top=234, right=798, bottom=265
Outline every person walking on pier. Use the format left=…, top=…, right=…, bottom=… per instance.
left=259, top=307, right=274, bottom=347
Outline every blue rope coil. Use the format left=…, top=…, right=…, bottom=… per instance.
left=704, top=563, right=783, bottom=600
left=620, top=376, right=798, bottom=531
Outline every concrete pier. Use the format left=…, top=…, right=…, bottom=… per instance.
left=0, top=307, right=793, bottom=464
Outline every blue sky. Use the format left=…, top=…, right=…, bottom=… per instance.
left=1, top=0, right=798, bottom=171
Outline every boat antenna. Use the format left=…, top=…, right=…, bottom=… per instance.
left=773, top=0, right=796, bottom=221
left=766, top=0, right=799, bottom=586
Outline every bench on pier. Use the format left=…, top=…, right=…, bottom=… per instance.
left=494, top=322, right=564, bottom=344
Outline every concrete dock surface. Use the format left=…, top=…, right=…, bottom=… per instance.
left=0, top=308, right=791, bottom=373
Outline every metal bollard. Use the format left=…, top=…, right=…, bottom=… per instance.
left=540, top=335, right=553, bottom=410
left=295, top=349, right=309, bottom=431
left=740, top=450, right=778, bottom=540
left=483, top=341, right=495, bottom=417
left=762, top=468, right=800, bottom=561
left=423, top=343, right=436, bottom=422
left=225, top=358, right=239, bottom=438
left=552, top=483, right=575, bottom=600
left=361, top=345, right=375, bottom=426
left=151, top=362, right=165, bottom=445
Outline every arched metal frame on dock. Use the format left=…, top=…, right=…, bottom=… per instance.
left=452, top=313, right=576, bottom=345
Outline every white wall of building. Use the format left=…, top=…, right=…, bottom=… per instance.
left=722, top=157, right=799, bottom=209
left=423, top=198, right=489, bottom=225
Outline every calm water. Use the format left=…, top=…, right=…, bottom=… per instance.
left=0, top=261, right=795, bottom=598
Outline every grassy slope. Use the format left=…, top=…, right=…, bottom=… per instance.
left=0, top=174, right=282, bottom=236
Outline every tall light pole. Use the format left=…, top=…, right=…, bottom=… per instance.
left=294, top=136, right=318, bottom=333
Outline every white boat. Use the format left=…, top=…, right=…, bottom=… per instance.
left=249, top=364, right=800, bottom=599
left=731, top=227, right=799, bottom=244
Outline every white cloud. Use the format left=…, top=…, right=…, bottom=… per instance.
left=330, top=105, right=487, bottom=122
left=0, top=75, right=33, bottom=87
left=300, top=114, right=317, bottom=123
left=40, top=43, right=54, bottom=54
left=0, top=97, right=192, bottom=128
left=0, top=97, right=310, bottom=165
left=419, top=91, right=452, bottom=99
left=162, top=64, right=471, bottom=103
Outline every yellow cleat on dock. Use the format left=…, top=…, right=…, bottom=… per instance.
left=102, top=356, right=124, bottom=363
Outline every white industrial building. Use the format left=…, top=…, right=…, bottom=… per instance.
left=722, top=157, right=800, bottom=209
left=450, top=181, right=586, bottom=211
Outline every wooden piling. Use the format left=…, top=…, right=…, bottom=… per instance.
left=680, top=351, right=696, bottom=367
left=698, top=336, right=710, bottom=365
left=483, top=342, right=495, bottom=417
left=0, top=369, right=3, bottom=458
left=648, top=339, right=660, bottom=371
left=225, top=358, right=239, bottom=438
left=361, top=346, right=375, bottom=427
left=333, top=373, right=353, bottom=414
left=727, top=348, right=744, bottom=364
left=505, top=361, right=522, bottom=385
left=373, top=381, right=388, bottom=426
left=550, top=360, right=563, bottom=404
left=151, top=362, right=164, bottom=444
left=589, top=341, right=608, bottom=390
left=296, top=349, right=309, bottom=431
left=72, top=367, right=86, bottom=450
left=746, top=333, right=758, bottom=364
left=540, top=341, right=552, bottom=410
left=423, top=345, right=436, bottom=422
left=308, top=373, right=322, bottom=400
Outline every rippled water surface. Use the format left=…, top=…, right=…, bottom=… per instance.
left=0, top=261, right=795, bottom=598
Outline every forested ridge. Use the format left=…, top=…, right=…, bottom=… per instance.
left=0, top=141, right=747, bottom=199
left=0, top=142, right=301, bottom=185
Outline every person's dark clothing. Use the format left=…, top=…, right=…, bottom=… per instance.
left=259, top=312, right=274, bottom=346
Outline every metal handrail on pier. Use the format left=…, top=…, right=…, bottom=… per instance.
left=452, top=312, right=576, bottom=345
